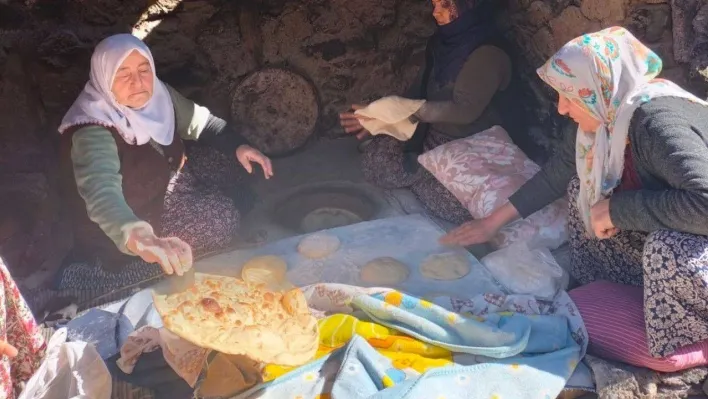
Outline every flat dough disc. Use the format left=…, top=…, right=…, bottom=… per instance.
left=360, top=257, right=410, bottom=285
left=300, top=208, right=363, bottom=233
left=240, top=255, right=288, bottom=286
left=420, top=252, right=471, bottom=280
left=297, top=234, right=341, bottom=259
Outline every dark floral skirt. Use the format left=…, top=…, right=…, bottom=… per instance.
left=568, top=177, right=708, bottom=357
left=361, top=131, right=472, bottom=226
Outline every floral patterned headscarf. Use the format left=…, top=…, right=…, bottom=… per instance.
left=537, top=26, right=708, bottom=236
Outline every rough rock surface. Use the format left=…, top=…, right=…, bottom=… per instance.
left=231, top=68, right=319, bottom=156
left=0, top=0, right=706, bottom=283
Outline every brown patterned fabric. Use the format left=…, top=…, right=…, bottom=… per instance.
left=361, top=130, right=472, bottom=225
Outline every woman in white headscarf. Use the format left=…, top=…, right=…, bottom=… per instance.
left=58, top=34, right=273, bottom=289
left=441, top=27, right=708, bottom=358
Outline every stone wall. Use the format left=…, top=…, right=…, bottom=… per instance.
left=502, top=0, right=708, bottom=137
left=0, top=0, right=706, bottom=279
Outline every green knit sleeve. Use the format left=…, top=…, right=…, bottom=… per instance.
left=71, top=126, right=147, bottom=254
left=165, top=84, right=211, bottom=141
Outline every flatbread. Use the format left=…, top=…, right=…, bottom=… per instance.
left=152, top=272, right=318, bottom=366
left=297, top=234, right=341, bottom=259
left=359, top=257, right=410, bottom=285
left=355, top=96, right=426, bottom=141
left=420, top=252, right=471, bottom=280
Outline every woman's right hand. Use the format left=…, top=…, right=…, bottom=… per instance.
left=125, top=224, right=193, bottom=276
left=440, top=203, right=521, bottom=247
left=439, top=218, right=500, bottom=247
left=339, top=104, right=372, bottom=140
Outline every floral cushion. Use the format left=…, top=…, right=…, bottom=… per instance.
left=417, top=125, right=568, bottom=249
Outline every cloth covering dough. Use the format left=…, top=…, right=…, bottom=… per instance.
left=297, top=234, right=341, bottom=259
left=359, top=257, right=410, bottom=285
left=355, top=96, right=426, bottom=141
left=420, top=252, right=471, bottom=280
left=152, top=272, right=318, bottom=366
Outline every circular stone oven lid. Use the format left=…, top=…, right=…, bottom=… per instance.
left=231, top=67, right=319, bottom=157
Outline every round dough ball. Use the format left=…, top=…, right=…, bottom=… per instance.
left=297, top=234, right=341, bottom=259
left=360, top=257, right=410, bottom=285
left=420, top=252, right=471, bottom=280
left=241, top=255, right=288, bottom=285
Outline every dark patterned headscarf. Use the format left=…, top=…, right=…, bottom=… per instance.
left=431, top=0, right=499, bottom=85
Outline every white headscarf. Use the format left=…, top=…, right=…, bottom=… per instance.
left=59, top=34, right=175, bottom=146
left=536, top=27, right=708, bottom=237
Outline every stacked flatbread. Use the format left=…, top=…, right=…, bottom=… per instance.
left=152, top=270, right=318, bottom=366
left=355, top=96, right=426, bottom=141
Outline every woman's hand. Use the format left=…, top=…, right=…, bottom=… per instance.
left=339, top=104, right=372, bottom=140
left=590, top=199, right=618, bottom=239
left=0, top=340, right=18, bottom=358
left=439, top=218, right=499, bottom=247
left=236, top=145, right=274, bottom=179
left=439, top=203, right=521, bottom=247
left=125, top=225, right=193, bottom=276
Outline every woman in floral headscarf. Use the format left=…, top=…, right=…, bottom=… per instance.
left=442, top=27, right=708, bottom=358
left=339, top=0, right=536, bottom=225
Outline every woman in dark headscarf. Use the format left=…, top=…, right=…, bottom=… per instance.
left=340, top=0, right=524, bottom=225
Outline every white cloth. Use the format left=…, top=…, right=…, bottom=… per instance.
left=59, top=34, right=175, bottom=146
left=355, top=96, right=425, bottom=141
left=536, top=27, right=708, bottom=235
left=19, top=329, right=111, bottom=399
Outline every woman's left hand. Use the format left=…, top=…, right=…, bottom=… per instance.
left=236, top=145, right=274, bottom=179
left=590, top=199, right=618, bottom=239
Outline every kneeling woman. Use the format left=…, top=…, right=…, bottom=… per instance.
left=340, top=0, right=532, bottom=225
left=442, top=27, right=708, bottom=358
left=59, top=34, right=273, bottom=284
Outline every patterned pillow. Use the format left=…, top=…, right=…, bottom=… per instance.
left=417, top=125, right=568, bottom=249
left=569, top=280, right=708, bottom=372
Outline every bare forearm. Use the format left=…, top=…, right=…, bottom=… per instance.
left=487, top=202, right=521, bottom=230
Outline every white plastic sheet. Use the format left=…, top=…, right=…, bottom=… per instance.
left=19, top=328, right=111, bottom=399
left=481, top=241, right=568, bottom=300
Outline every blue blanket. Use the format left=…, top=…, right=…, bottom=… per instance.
left=237, top=290, right=585, bottom=399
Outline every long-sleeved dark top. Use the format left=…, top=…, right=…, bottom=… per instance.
left=509, top=96, right=708, bottom=236
left=406, top=45, right=512, bottom=138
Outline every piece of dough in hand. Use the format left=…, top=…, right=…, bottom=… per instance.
left=297, top=234, right=341, bottom=259
left=360, top=257, right=410, bottom=285
left=420, top=252, right=471, bottom=280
